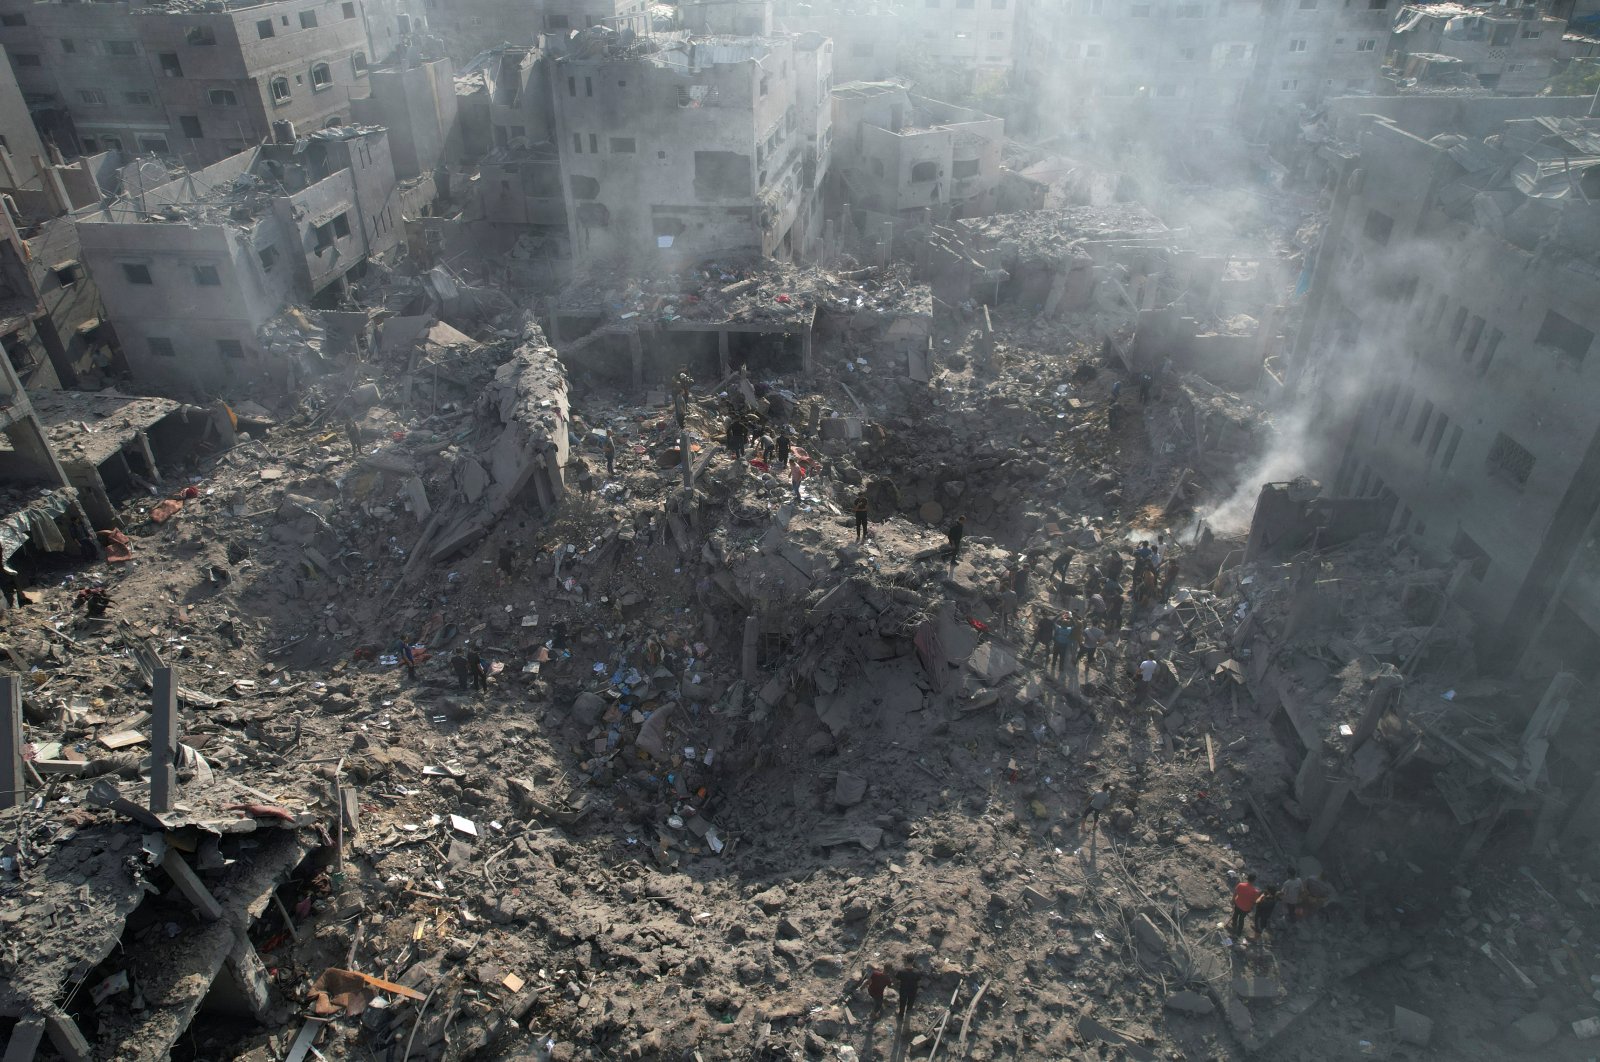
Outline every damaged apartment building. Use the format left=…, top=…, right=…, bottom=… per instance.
left=1389, top=1, right=1571, bottom=94
left=0, top=0, right=416, bottom=166
left=773, top=0, right=1017, bottom=92
left=552, top=24, right=834, bottom=266
left=1294, top=106, right=1600, bottom=679
left=75, top=125, right=405, bottom=395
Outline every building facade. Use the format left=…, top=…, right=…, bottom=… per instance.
left=551, top=29, right=833, bottom=267
left=1294, top=111, right=1600, bottom=676
left=1390, top=3, right=1568, bottom=94
left=829, top=81, right=1002, bottom=219
left=0, top=0, right=411, bottom=166
left=75, top=126, right=401, bottom=394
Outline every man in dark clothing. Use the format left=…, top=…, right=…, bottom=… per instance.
left=775, top=432, right=791, bottom=468
left=1253, top=883, right=1281, bottom=939
left=1138, top=371, right=1153, bottom=404
left=896, top=965, right=921, bottom=1025
left=947, top=516, right=966, bottom=563
left=396, top=638, right=417, bottom=681
left=1108, top=401, right=1123, bottom=431
left=1104, top=551, right=1125, bottom=582
left=726, top=418, right=747, bottom=457
left=854, top=494, right=870, bottom=542
left=1051, top=548, right=1075, bottom=584
left=1104, top=589, right=1125, bottom=639
left=603, top=435, right=617, bottom=477
left=472, top=651, right=490, bottom=693
left=1032, top=613, right=1056, bottom=660
left=1161, top=557, right=1180, bottom=600
left=450, top=649, right=472, bottom=692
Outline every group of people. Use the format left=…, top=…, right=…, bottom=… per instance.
left=394, top=638, right=491, bottom=693
left=1228, top=868, right=1334, bottom=944
left=860, top=960, right=923, bottom=1034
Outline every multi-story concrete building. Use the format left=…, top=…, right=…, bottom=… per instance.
left=75, top=125, right=401, bottom=394
left=1012, top=0, right=1392, bottom=139
left=829, top=81, right=1002, bottom=219
left=551, top=28, right=833, bottom=267
left=774, top=0, right=1016, bottom=91
left=1294, top=110, right=1600, bottom=676
left=0, top=52, right=43, bottom=171
left=0, top=0, right=411, bottom=166
left=350, top=54, right=459, bottom=178
left=1390, top=2, right=1567, bottom=94
left=422, top=0, right=651, bottom=57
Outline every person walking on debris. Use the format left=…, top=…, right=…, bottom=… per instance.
left=472, top=649, right=490, bottom=693
left=1105, top=586, right=1125, bottom=638
left=1229, top=873, right=1263, bottom=942
left=854, top=493, right=871, bottom=542
left=1253, top=882, right=1281, bottom=940
left=345, top=418, right=363, bottom=457
left=603, top=435, right=617, bottom=477
left=1138, top=370, right=1154, bottom=405
left=789, top=459, right=806, bottom=500
left=946, top=515, right=967, bottom=563
left=1136, top=654, right=1158, bottom=700
left=450, top=648, right=472, bottom=692
left=759, top=431, right=775, bottom=465
left=1052, top=548, right=1075, bottom=585
left=1050, top=614, right=1077, bottom=675
left=1134, top=566, right=1159, bottom=616
left=1105, top=550, right=1125, bottom=583
left=726, top=417, right=748, bottom=457
left=863, top=965, right=892, bottom=1016
left=776, top=431, right=791, bottom=468
left=1081, top=783, right=1112, bottom=827
left=1033, top=611, right=1056, bottom=661
left=1079, top=624, right=1107, bottom=678
left=895, top=962, right=921, bottom=1027
left=999, top=585, right=1019, bottom=631
left=395, top=638, right=417, bottom=681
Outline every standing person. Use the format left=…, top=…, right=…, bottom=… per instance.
left=1138, top=370, right=1154, bottom=405
left=395, top=638, right=417, bottom=681
left=1051, top=614, right=1077, bottom=675
left=467, top=642, right=486, bottom=694
left=854, top=493, right=870, bottom=542
left=758, top=431, right=775, bottom=465
left=1079, top=624, right=1107, bottom=678
left=1081, top=783, right=1112, bottom=827
left=1134, top=567, right=1159, bottom=616
left=1105, top=587, right=1125, bottom=639
left=1136, top=655, right=1158, bottom=700
left=946, top=516, right=967, bottom=563
left=1161, top=557, right=1180, bottom=600
left=1107, top=401, right=1123, bottom=432
left=775, top=431, right=791, bottom=468
left=1229, top=873, right=1262, bottom=942
left=789, top=459, right=806, bottom=500
left=863, top=965, right=892, bottom=1016
left=726, top=417, right=747, bottom=457
left=450, top=648, right=472, bottom=691
left=1032, top=611, right=1056, bottom=661
left=999, top=585, right=1019, bottom=631
left=0, top=565, right=28, bottom=609
left=1105, top=550, right=1125, bottom=583
left=1280, top=869, right=1305, bottom=924
left=1051, top=548, right=1075, bottom=585
left=1253, top=883, right=1281, bottom=940
left=603, top=435, right=617, bottom=477
left=345, top=418, right=363, bottom=457
left=895, top=962, right=921, bottom=1027
left=1111, top=379, right=1123, bottom=403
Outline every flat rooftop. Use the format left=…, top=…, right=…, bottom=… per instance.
left=28, top=391, right=185, bottom=468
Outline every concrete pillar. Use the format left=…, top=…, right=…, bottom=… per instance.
left=1349, top=667, right=1402, bottom=753
left=717, top=329, right=731, bottom=376
left=134, top=430, right=161, bottom=481
left=742, top=615, right=759, bottom=684
left=30, top=156, right=68, bottom=217
left=150, top=666, right=178, bottom=814
left=0, top=675, right=20, bottom=812
left=2, top=1017, right=46, bottom=1062
left=42, top=1011, right=90, bottom=1062
left=1304, top=778, right=1352, bottom=852
left=628, top=331, right=644, bottom=393
left=220, top=937, right=273, bottom=1018
left=800, top=326, right=813, bottom=379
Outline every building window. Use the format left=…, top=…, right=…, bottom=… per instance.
left=1521, top=26, right=1541, bottom=39
left=1084, top=43, right=1103, bottom=58
left=1288, top=39, right=1307, bottom=52
left=299, top=10, right=318, bottom=28
left=911, top=161, right=938, bottom=182
left=1298, top=0, right=1316, bottom=8
left=1451, top=531, right=1490, bottom=580
left=584, top=76, right=593, bottom=97
left=314, top=212, right=351, bottom=251
left=1535, top=310, right=1594, bottom=363
left=258, top=19, right=275, bottom=38
left=186, top=25, right=216, bottom=45
left=104, top=39, right=137, bottom=57
left=589, top=133, right=597, bottom=153
left=311, top=63, right=332, bottom=89
left=1426, top=413, right=1449, bottom=460
left=1487, top=431, right=1536, bottom=488
left=147, top=337, right=176, bottom=358
left=343, top=1, right=357, bottom=18
left=1280, top=79, right=1298, bottom=91
left=0, top=13, right=25, bottom=26
left=1411, top=400, right=1433, bottom=444
left=1362, top=209, right=1392, bottom=245
left=952, top=158, right=980, bottom=179
left=258, top=245, right=279, bottom=270
left=548, top=13, right=570, bottom=29
left=217, top=339, right=244, bottom=359
left=1357, top=38, right=1376, bottom=52
left=12, top=53, right=39, bottom=67
left=209, top=88, right=238, bottom=106
left=760, top=76, right=770, bottom=96
left=178, top=115, right=202, bottom=139
left=352, top=51, right=368, bottom=76
left=159, top=52, right=183, bottom=77
left=1369, top=0, right=1388, bottom=8
left=272, top=77, right=291, bottom=102
left=60, top=38, right=76, bottom=54
left=138, top=137, right=169, bottom=154
left=123, top=91, right=153, bottom=105
left=192, top=264, right=221, bottom=286
left=51, top=262, right=79, bottom=286
left=1179, top=47, right=1197, bottom=60
left=1461, top=316, right=1485, bottom=359
left=610, top=137, right=636, bottom=153
left=1478, top=328, right=1503, bottom=375
left=79, top=89, right=107, bottom=106
left=1440, top=424, right=1462, bottom=470
left=122, top=263, right=153, bottom=285
left=572, top=132, right=582, bottom=154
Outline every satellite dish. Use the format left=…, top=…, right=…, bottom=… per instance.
left=137, top=161, right=168, bottom=186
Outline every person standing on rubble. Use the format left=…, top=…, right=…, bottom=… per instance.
left=450, top=648, right=472, bottom=692
left=1253, top=882, right=1281, bottom=941
left=1052, top=548, right=1075, bottom=587
left=776, top=431, right=791, bottom=468
left=1138, top=370, right=1154, bottom=405
left=0, top=565, right=29, bottom=609
left=854, top=493, right=871, bottom=542
left=1136, top=654, right=1158, bottom=701
left=726, top=417, right=748, bottom=457
left=1050, top=613, right=1077, bottom=675
left=759, top=429, right=776, bottom=465
left=789, top=459, right=806, bottom=500
left=603, top=435, right=617, bottom=478
left=1032, top=611, right=1056, bottom=661
left=1079, top=623, right=1107, bottom=678
left=1161, top=556, right=1180, bottom=600
left=395, top=638, right=418, bottom=681
left=946, top=515, right=967, bottom=564
left=862, top=964, right=892, bottom=1016
left=345, top=418, right=363, bottom=456
left=895, top=961, right=922, bottom=1029
left=1108, top=400, right=1123, bottom=432
left=1080, top=783, right=1112, bottom=828
left=1229, top=872, right=1263, bottom=942
left=1104, top=586, right=1125, bottom=640
left=1280, top=868, right=1305, bottom=924
left=471, top=648, right=490, bottom=694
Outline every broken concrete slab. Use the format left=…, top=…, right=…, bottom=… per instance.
left=833, top=772, right=867, bottom=807
left=1165, top=991, right=1215, bottom=1016
left=967, top=642, right=1020, bottom=684
left=1231, top=975, right=1286, bottom=1001
left=1393, top=1005, right=1432, bottom=1046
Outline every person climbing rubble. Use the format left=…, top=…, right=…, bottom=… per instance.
left=1080, top=783, right=1112, bottom=828
left=726, top=417, right=748, bottom=457
left=789, top=459, right=806, bottom=500
left=862, top=965, right=892, bottom=1016
left=854, top=493, right=870, bottom=542
left=895, top=960, right=921, bottom=1029
left=603, top=435, right=617, bottom=478
left=1161, top=556, right=1180, bottom=600
left=472, top=647, right=490, bottom=694
left=1032, top=610, right=1056, bottom=661
left=775, top=430, right=791, bottom=468
left=1052, top=548, right=1075, bottom=585
left=395, top=637, right=418, bottom=681
left=450, top=648, right=472, bottom=691
left=1136, top=654, right=1158, bottom=700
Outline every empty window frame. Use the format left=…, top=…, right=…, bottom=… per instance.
left=1486, top=431, right=1535, bottom=487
